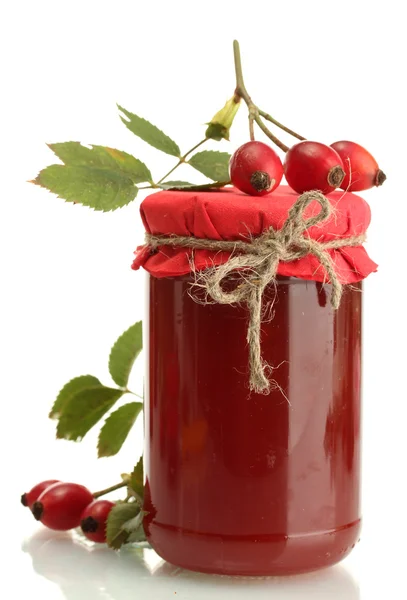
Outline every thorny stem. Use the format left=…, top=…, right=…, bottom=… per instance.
left=93, top=481, right=127, bottom=499
left=233, top=40, right=296, bottom=152
left=156, top=138, right=208, bottom=185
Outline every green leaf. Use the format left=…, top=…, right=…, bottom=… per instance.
left=188, top=150, right=231, bottom=181
left=47, top=142, right=152, bottom=184
left=49, top=375, right=102, bottom=419
left=98, top=402, right=143, bottom=458
left=106, top=502, right=140, bottom=550
left=118, top=105, right=181, bottom=157
left=122, top=509, right=148, bottom=534
left=130, top=456, right=144, bottom=498
left=108, top=322, right=143, bottom=388
left=56, top=386, right=124, bottom=441
left=158, top=180, right=194, bottom=189
left=127, top=526, right=147, bottom=544
left=34, top=164, right=138, bottom=211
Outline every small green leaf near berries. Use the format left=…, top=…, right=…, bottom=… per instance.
left=129, top=456, right=144, bottom=498
left=106, top=502, right=140, bottom=549
left=158, top=180, right=194, bottom=189
left=49, top=375, right=102, bottom=419
left=47, top=142, right=153, bottom=184
left=56, top=386, right=124, bottom=441
left=98, top=402, right=143, bottom=458
left=188, top=150, right=231, bottom=181
left=34, top=164, right=139, bottom=212
left=108, top=321, right=143, bottom=388
left=118, top=105, right=181, bottom=157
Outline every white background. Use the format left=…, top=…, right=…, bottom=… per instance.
left=1, top=1, right=406, bottom=598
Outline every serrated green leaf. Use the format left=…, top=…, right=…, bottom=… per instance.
left=106, top=502, right=140, bottom=549
left=127, top=527, right=147, bottom=544
left=122, top=509, right=148, bottom=533
left=158, top=180, right=194, bottom=189
left=49, top=375, right=102, bottom=419
left=188, top=150, right=231, bottom=181
left=98, top=402, right=143, bottom=458
left=56, top=386, right=124, bottom=441
left=108, top=322, right=143, bottom=388
left=34, top=164, right=138, bottom=211
left=118, top=105, right=180, bottom=157
left=130, top=456, right=144, bottom=498
left=47, top=142, right=152, bottom=184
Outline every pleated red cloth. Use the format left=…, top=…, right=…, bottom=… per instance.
left=132, top=185, right=377, bottom=284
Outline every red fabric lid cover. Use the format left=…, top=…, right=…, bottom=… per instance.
left=132, top=185, right=377, bottom=284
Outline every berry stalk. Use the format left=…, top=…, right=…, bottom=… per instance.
left=257, top=109, right=306, bottom=141
left=233, top=40, right=304, bottom=152
left=93, top=481, right=128, bottom=499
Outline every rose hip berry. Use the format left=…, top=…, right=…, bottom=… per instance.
left=32, top=482, right=94, bottom=530
left=80, top=500, right=115, bottom=543
left=284, top=141, right=345, bottom=195
left=229, top=141, right=283, bottom=196
left=330, top=140, right=386, bottom=192
left=21, top=480, right=60, bottom=510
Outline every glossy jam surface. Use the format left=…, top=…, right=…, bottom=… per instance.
left=144, top=276, right=362, bottom=575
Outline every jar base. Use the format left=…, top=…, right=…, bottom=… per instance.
left=146, top=519, right=361, bottom=576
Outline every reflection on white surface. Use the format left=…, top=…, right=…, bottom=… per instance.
left=22, top=529, right=360, bottom=600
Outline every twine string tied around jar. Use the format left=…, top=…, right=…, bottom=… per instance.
left=146, top=191, right=366, bottom=394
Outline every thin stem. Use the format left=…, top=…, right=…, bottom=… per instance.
left=125, top=389, right=144, bottom=400
left=254, top=114, right=289, bottom=152
left=233, top=40, right=253, bottom=106
left=163, top=180, right=231, bottom=192
left=130, top=490, right=143, bottom=507
left=258, top=109, right=305, bottom=141
left=233, top=40, right=255, bottom=140
left=93, top=481, right=127, bottom=499
left=249, top=113, right=255, bottom=141
left=233, top=40, right=289, bottom=153
left=183, top=138, right=208, bottom=160
left=157, top=138, right=208, bottom=185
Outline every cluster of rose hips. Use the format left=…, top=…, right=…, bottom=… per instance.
left=229, top=139, right=386, bottom=197
left=21, top=480, right=114, bottom=543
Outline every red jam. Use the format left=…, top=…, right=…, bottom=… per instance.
left=144, top=275, right=362, bottom=575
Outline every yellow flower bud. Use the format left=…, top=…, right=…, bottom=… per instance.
left=205, top=95, right=241, bottom=141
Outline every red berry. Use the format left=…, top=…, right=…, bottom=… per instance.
left=80, top=500, right=115, bottom=543
left=21, top=480, right=60, bottom=510
left=284, top=141, right=345, bottom=195
left=32, top=482, right=94, bottom=531
left=229, top=141, right=283, bottom=196
left=330, top=140, right=386, bottom=192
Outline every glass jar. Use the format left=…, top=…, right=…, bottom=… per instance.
left=143, top=274, right=362, bottom=576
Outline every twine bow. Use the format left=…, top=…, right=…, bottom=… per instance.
left=146, top=191, right=366, bottom=394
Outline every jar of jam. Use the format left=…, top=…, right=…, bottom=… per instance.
left=133, top=186, right=377, bottom=575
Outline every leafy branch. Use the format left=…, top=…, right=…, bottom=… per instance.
left=50, top=322, right=143, bottom=457
left=95, top=457, right=146, bottom=549
left=32, top=101, right=238, bottom=212
left=47, top=320, right=147, bottom=550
